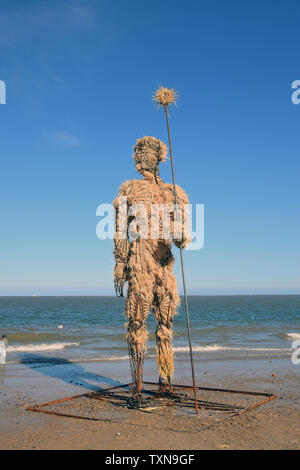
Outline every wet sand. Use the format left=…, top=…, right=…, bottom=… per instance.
left=0, top=356, right=299, bottom=450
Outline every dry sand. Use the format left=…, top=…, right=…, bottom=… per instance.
left=0, top=356, right=299, bottom=450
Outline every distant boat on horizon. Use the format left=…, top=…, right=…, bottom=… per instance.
left=32, top=294, right=39, bottom=297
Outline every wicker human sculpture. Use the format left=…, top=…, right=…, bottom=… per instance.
left=113, top=136, right=190, bottom=403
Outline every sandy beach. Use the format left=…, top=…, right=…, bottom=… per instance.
left=0, top=355, right=299, bottom=450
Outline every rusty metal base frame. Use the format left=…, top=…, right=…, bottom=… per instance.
left=26, top=381, right=276, bottom=429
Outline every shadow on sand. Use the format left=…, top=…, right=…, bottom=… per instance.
left=20, top=354, right=127, bottom=392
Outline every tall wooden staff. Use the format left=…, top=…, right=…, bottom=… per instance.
left=153, top=86, right=198, bottom=414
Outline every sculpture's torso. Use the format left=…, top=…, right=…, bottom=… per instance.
left=116, top=174, right=189, bottom=257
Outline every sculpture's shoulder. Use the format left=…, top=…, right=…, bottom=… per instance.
left=118, top=180, right=136, bottom=196
left=164, top=183, right=189, bottom=205
left=113, top=179, right=143, bottom=207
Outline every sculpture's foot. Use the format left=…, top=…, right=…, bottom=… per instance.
left=127, top=386, right=144, bottom=409
left=158, top=377, right=176, bottom=398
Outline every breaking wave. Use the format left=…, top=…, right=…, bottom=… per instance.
left=173, top=344, right=291, bottom=353
left=7, top=342, right=79, bottom=352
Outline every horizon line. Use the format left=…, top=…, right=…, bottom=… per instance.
left=1, top=293, right=300, bottom=297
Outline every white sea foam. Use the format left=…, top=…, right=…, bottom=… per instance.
left=7, top=342, right=79, bottom=352
left=100, top=355, right=129, bottom=361
left=173, top=344, right=290, bottom=353
left=174, top=344, right=225, bottom=352
left=84, top=345, right=291, bottom=362
left=68, top=355, right=130, bottom=363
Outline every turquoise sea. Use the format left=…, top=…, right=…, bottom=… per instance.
left=0, top=295, right=299, bottom=365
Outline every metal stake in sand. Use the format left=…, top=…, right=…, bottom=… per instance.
left=153, top=86, right=198, bottom=414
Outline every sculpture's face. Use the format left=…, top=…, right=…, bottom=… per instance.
left=133, top=137, right=167, bottom=175
left=134, top=144, right=159, bottom=175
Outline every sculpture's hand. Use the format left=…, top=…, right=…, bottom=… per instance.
left=113, top=262, right=128, bottom=297
left=164, top=183, right=191, bottom=250
left=113, top=238, right=131, bottom=296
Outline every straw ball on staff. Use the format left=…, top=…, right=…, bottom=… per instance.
left=153, top=86, right=178, bottom=108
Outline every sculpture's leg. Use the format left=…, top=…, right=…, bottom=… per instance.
left=153, top=294, right=176, bottom=395
left=126, top=290, right=150, bottom=403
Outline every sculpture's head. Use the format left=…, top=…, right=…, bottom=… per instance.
left=133, top=136, right=167, bottom=176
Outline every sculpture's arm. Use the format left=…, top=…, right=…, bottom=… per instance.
left=167, top=184, right=191, bottom=249
left=113, top=182, right=132, bottom=296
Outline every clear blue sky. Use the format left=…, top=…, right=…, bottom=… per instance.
left=0, top=0, right=299, bottom=295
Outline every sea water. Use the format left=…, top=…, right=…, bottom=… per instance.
left=0, top=295, right=299, bottom=365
